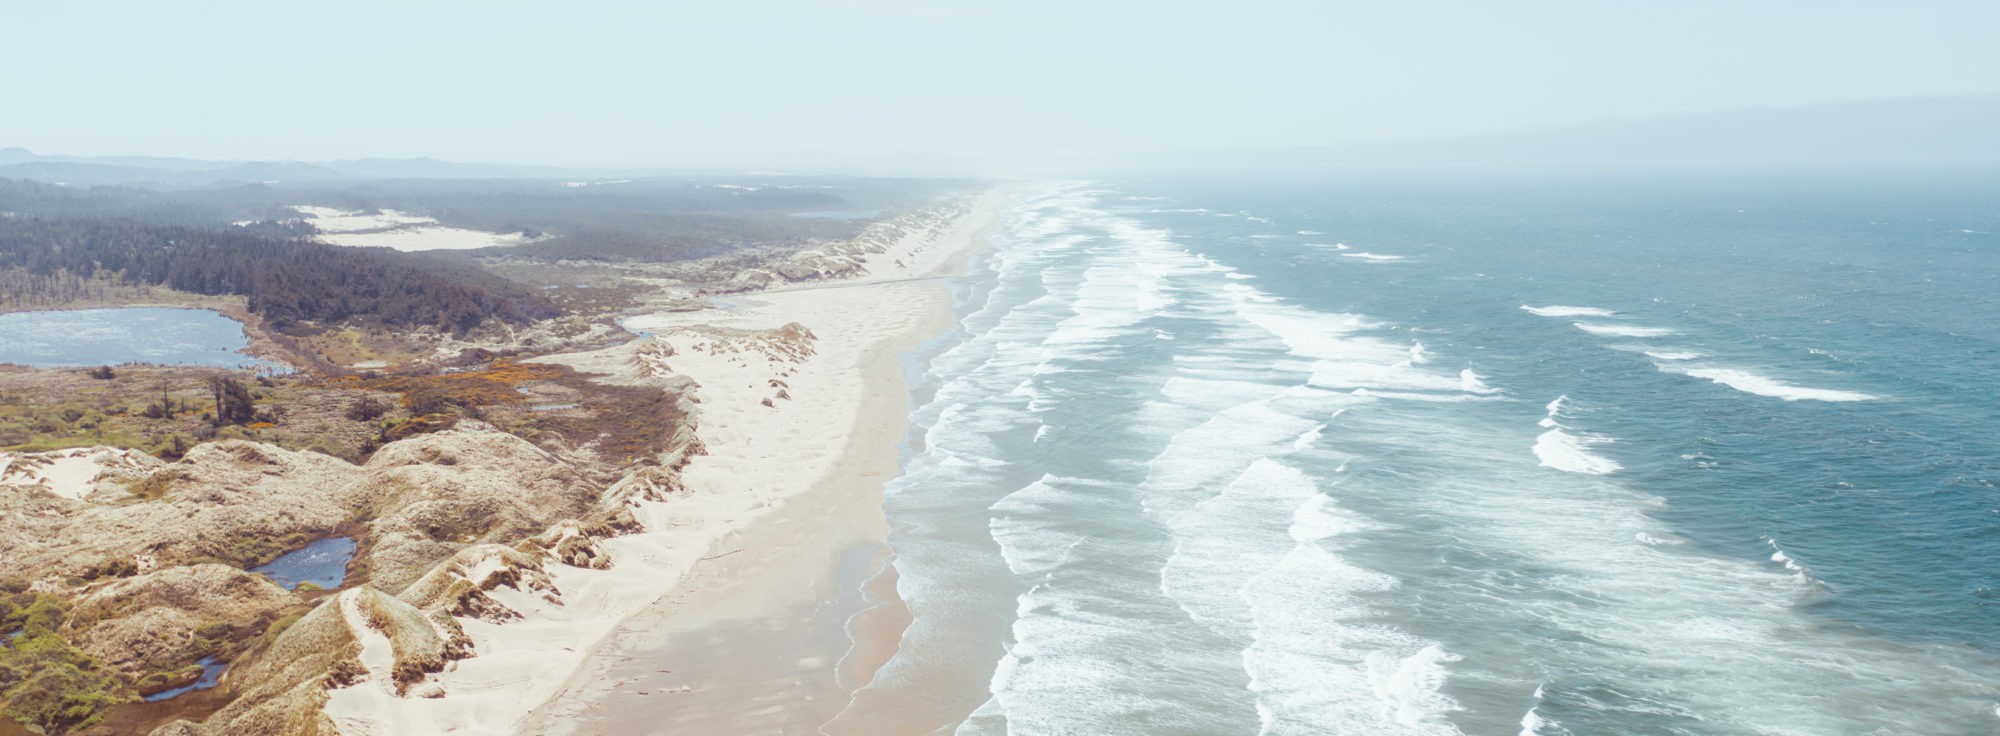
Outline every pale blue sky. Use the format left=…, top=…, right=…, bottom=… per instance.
left=5, top=1, right=1998, bottom=173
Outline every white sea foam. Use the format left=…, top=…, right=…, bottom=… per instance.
left=1520, top=305, right=1618, bottom=317
left=1291, top=424, right=1326, bottom=451
left=1246, top=541, right=1467, bottom=735
left=1761, top=539, right=1827, bottom=589
left=1142, top=398, right=1322, bottom=519
left=1408, top=342, right=1430, bottom=364
left=1533, top=429, right=1622, bottom=475
left=1298, top=230, right=1324, bottom=235
left=1341, top=252, right=1405, bottom=261
left=1532, top=395, right=1622, bottom=475
left=1348, top=389, right=1496, bottom=403
left=1518, top=684, right=1555, bottom=736
left=988, top=476, right=1089, bottom=576
left=1643, top=351, right=1703, bottom=361
left=1572, top=322, right=1677, bottom=337
left=1671, top=367, right=1878, bottom=402
left=1459, top=369, right=1499, bottom=394
left=888, top=183, right=1999, bottom=736
left=1162, top=459, right=1320, bottom=637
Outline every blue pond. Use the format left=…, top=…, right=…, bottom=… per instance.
left=0, top=307, right=284, bottom=371
left=143, top=657, right=223, bottom=702
left=250, top=537, right=355, bottom=591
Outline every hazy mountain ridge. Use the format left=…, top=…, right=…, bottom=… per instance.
left=0, top=149, right=604, bottom=187
left=15, top=93, right=1998, bottom=180
left=1300, top=93, right=2000, bottom=171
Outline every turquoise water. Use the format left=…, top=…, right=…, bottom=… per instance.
left=249, top=537, right=354, bottom=591
left=854, top=176, right=2000, bottom=734
left=0, top=307, right=281, bottom=371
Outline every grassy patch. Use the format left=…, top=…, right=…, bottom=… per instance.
left=0, top=592, right=130, bottom=735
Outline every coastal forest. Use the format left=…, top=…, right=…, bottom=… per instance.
left=0, top=217, right=556, bottom=333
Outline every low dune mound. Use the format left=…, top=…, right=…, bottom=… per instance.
left=0, top=420, right=600, bottom=592
left=152, top=585, right=473, bottom=736
left=63, top=564, right=294, bottom=680
left=0, top=441, right=356, bottom=582
left=0, top=446, right=162, bottom=502
left=707, top=198, right=969, bottom=290
left=398, top=543, right=561, bottom=622
left=353, top=421, right=600, bottom=594
left=148, top=588, right=357, bottom=736
left=338, top=587, right=472, bottom=697
left=629, top=322, right=816, bottom=379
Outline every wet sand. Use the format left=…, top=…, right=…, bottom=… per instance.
left=517, top=194, right=1002, bottom=736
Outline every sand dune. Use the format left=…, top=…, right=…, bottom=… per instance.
left=313, top=191, right=1001, bottom=735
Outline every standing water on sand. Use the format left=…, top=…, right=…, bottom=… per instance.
left=831, top=178, right=2000, bottom=735
left=250, top=537, right=356, bottom=591
left=142, top=657, right=225, bottom=702
left=0, top=307, right=281, bottom=371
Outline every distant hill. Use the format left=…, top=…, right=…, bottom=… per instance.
left=0, top=149, right=646, bottom=187
left=321, top=157, right=585, bottom=180
left=0, top=156, right=347, bottom=187
left=1298, top=94, right=2000, bottom=171
left=1046, top=94, right=2000, bottom=174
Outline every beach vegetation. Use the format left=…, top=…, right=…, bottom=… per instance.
left=0, top=592, right=130, bottom=735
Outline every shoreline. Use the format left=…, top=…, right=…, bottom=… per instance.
left=516, top=192, right=1002, bottom=734
left=309, top=189, right=1004, bottom=735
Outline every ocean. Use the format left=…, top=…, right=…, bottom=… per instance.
left=850, top=174, right=2000, bottom=735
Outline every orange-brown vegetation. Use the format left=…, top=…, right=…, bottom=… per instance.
left=322, top=359, right=689, bottom=477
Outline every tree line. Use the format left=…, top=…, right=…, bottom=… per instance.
left=0, top=217, right=556, bottom=333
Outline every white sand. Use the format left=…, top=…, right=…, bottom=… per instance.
left=0, top=447, right=155, bottom=501
left=292, top=205, right=534, bottom=252
left=315, top=190, right=1000, bottom=735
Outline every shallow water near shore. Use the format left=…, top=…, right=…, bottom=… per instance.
left=839, top=175, right=2000, bottom=735
left=0, top=307, right=280, bottom=371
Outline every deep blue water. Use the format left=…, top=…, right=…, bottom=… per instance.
left=250, top=537, right=354, bottom=591
left=847, top=174, right=2000, bottom=735
left=0, top=307, right=283, bottom=371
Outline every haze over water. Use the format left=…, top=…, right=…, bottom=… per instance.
left=845, top=175, right=2000, bottom=734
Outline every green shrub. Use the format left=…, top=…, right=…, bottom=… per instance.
left=0, top=598, right=131, bottom=734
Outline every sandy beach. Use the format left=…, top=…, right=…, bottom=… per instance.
left=316, top=190, right=1001, bottom=735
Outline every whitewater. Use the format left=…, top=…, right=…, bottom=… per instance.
left=832, top=179, right=2000, bottom=735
